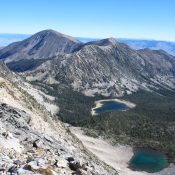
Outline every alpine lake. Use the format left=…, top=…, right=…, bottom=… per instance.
left=92, top=99, right=169, bottom=173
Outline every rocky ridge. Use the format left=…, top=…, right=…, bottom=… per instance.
left=24, top=35, right=175, bottom=97
left=0, top=62, right=117, bottom=175
left=0, top=29, right=175, bottom=97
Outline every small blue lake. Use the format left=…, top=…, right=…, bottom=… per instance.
left=129, top=148, right=169, bottom=173
left=94, top=100, right=129, bottom=114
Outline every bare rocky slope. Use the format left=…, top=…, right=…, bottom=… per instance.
left=1, top=29, right=175, bottom=97
left=0, top=30, right=81, bottom=62
left=23, top=33, right=175, bottom=97
left=0, top=62, right=117, bottom=175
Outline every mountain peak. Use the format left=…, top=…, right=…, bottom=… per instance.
left=105, top=37, right=117, bottom=44
left=85, top=37, right=118, bottom=47
left=0, top=29, right=82, bottom=63
left=35, top=29, right=81, bottom=44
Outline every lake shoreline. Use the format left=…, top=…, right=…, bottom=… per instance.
left=91, top=98, right=136, bottom=116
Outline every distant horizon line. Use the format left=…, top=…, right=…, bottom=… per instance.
left=0, top=32, right=175, bottom=43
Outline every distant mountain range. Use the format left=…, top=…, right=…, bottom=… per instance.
left=1, top=33, right=175, bottom=56
left=118, top=38, right=175, bottom=56
left=78, top=38, right=175, bottom=56
left=0, top=34, right=30, bottom=47
left=1, top=29, right=175, bottom=97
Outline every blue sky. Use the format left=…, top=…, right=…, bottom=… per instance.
left=0, top=0, right=175, bottom=41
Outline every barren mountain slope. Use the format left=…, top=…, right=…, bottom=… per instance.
left=0, top=62, right=117, bottom=175
left=0, top=30, right=82, bottom=62
left=25, top=38, right=175, bottom=97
